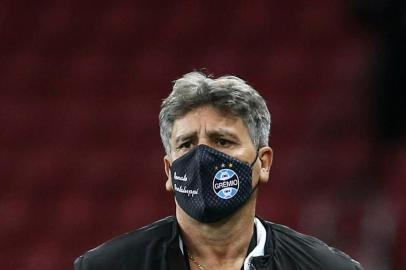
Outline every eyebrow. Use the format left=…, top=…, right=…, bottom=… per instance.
left=173, top=129, right=240, bottom=145
left=174, top=132, right=197, bottom=145
left=206, top=129, right=240, bottom=141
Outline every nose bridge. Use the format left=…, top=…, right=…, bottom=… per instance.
left=196, top=127, right=212, bottom=147
left=197, top=137, right=210, bottom=147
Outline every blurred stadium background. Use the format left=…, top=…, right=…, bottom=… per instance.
left=0, top=1, right=405, bottom=269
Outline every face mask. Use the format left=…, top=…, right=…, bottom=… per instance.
left=170, top=144, right=258, bottom=223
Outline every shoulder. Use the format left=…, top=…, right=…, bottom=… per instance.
left=263, top=220, right=363, bottom=270
left=74, top=216, right=177, bottom=270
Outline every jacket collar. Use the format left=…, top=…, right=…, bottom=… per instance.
left=250, top=216, right=274, bottom=269
left=166, top=217, right=189, bottom=270
left=166, top=216, right=275, bottom=270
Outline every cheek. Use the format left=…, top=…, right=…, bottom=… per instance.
left=251, top=163, right=261, bottom=185
left=232, top=147, right=254, bottom=163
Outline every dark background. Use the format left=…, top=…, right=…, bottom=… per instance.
left=0, top=1, right=405, bottom=269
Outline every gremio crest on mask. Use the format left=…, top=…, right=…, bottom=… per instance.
left=213, top=168, right=239, bottom=199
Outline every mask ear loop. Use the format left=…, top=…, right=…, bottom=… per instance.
left=250, top=148, right=260, bottom=191
left=250, top=149, right=260, bottom=168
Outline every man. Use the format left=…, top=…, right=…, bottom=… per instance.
left=74, top=72, right=363, bottom=269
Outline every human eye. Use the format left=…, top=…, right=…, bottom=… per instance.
left=176, top=141, right=193, bottom=152
left=216, top=138, right=234, bottom=147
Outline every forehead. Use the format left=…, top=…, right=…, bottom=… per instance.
left=171, top=105, right=250, bottom=140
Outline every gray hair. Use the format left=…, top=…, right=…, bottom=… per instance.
left=159, top=71, right=271, bottom=155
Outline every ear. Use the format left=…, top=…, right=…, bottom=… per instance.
left=258, top=146, right=273, bottom=184
left=164, top=155, right=173, bottom=192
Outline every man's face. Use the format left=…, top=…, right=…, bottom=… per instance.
left=164, top=105, right=272, bottom=192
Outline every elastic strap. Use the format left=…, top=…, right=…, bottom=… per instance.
left=250, top=149, right=260, bottom=168
left=250, top=149, right=261, bottom=192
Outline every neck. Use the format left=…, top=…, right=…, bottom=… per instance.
left=176, top=196, right=257, bottom=269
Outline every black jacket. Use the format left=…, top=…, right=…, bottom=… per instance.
left=74, top=216, right=363, bottom=270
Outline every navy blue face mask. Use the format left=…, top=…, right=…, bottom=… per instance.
left=171, top=144, right=258, bottom=223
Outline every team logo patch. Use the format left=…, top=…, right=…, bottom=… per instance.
left=213, top=168, right=239, bottom=199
